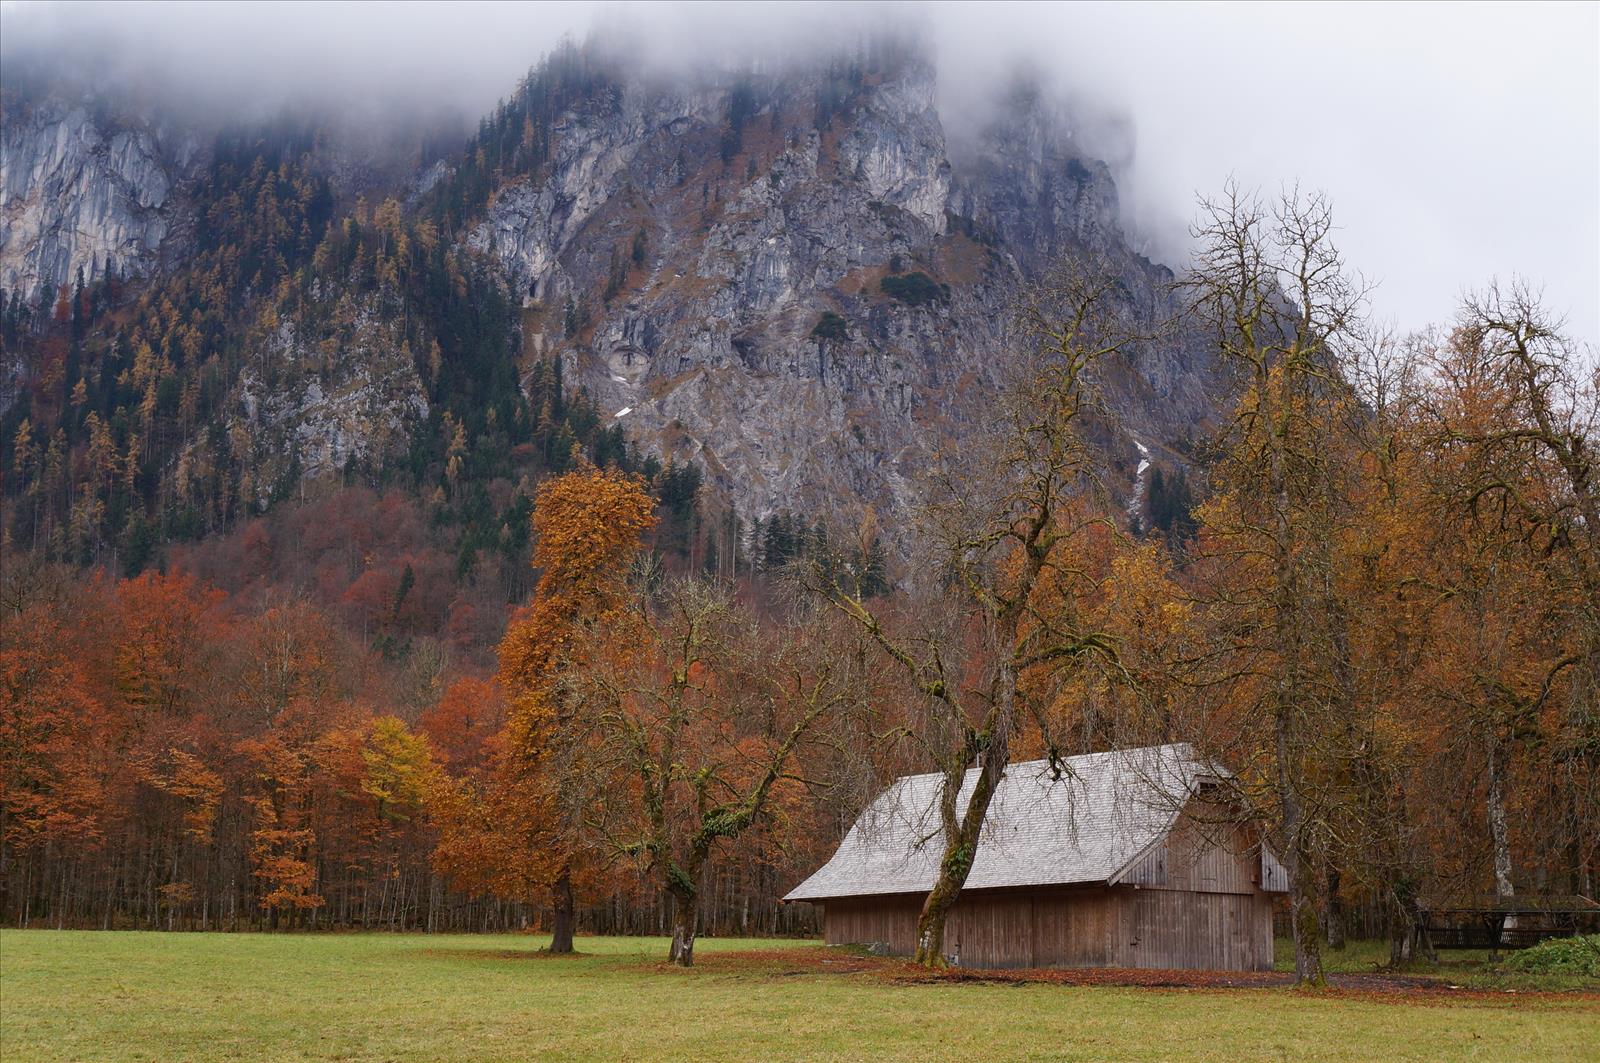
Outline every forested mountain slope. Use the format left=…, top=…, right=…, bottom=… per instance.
left=1, top=36, right=1217, bottom=585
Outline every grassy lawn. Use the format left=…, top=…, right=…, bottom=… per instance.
left=1, top=931, right=1596, bottom=1062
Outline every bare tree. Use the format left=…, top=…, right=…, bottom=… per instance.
left=806, top=257, right=1137, bottom=966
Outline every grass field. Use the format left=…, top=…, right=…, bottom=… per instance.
left=1269, top=936, right=1600, bottom=992
left=2, top=932, right=1597, bottom=1062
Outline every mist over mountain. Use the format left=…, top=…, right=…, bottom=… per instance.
left=2, top=1, right=1596, bottom=601
left=6, top=0, right=1595, bottom=344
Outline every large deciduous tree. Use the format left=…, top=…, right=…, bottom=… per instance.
left=1182, top=184, right=1369, bottom=986
left=570, top=581, right=864, bottom=966
left=809, top=258, right=1136, bottom=966
left=437, top=465, right=656, bottom=951
left=1413, top=291, right=1599, bottom=905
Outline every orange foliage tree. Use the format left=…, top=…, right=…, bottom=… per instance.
left=430, top=465, right=655, bottom=951
left=1, top=599, right=108, bottom=885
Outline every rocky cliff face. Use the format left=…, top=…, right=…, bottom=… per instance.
left=471, top=54, right=1218, bottom=530
left=2, top=46, right=1222, bottom=547
left=228, top=296, right=430, bottom=505
left=0, top=96, right=195, bottom=301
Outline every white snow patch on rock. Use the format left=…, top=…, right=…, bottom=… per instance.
left=1128, top=439, right=1153, bottom=523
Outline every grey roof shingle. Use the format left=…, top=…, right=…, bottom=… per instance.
left=784, top=743, right=1215, bottom=902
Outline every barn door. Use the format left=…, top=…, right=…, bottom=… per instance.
left=1132, top=890, right=1239, bottom=970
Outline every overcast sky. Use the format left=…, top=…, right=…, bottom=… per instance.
left=4, top=0, right=1596, bottom=344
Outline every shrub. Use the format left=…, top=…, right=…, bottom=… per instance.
left=1504, top=935, right=1600, bottom=977
left=879, top=271, right=948, bottom=307
left=810, top=311, right=850, bottom=342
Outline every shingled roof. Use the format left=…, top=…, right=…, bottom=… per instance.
left=784, top=743, right=1220, bottom=902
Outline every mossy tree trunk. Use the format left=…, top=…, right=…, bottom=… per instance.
left=668, top=883, right=699, bottom=967
left=913, top=662, right=1013, bottom=968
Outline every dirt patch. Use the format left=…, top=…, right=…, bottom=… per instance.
left=420, top=947, right=590, bottom=962
left=689, top=947, right=1600, bottom=1006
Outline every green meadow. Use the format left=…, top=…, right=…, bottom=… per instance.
left=2, top=931, right=1596, bottom=1062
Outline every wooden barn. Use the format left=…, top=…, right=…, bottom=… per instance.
left=785, top=744, right=1288, bottom=971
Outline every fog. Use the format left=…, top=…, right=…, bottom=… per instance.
left=3, top=0, right=1596, bottom=343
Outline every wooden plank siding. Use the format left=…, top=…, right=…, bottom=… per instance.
left=821, top=894, right=923, bottom=955
left=1120, top=889, right=1274, bottom=970
left=1013, top=887, right=1122, bottom=968
left=820, top=887, right=1115, bottom=968
left=1120, top=799, right=1263, bottom=895
left=822, top=885, right=1275, bottom=972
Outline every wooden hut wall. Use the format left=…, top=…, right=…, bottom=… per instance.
left=950, top=887, right=1125, bottom=969
left=824, top=886, right=1274, bottom=971
left=822, top=887, right=1119, bottom=968
left=1111, top=796, right=1277, bottom=970
left=821, top=895, right=922, bottom=954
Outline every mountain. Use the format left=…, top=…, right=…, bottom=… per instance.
left=0, top=36, right=1219, bottom=581
left=0, top=94, right=193, bottom=304
left=467, top=45, right=1220, bottom=530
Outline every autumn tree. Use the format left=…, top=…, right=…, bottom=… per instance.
left=0, top=596, right=107, bottom=902
left=1032, top=523, right=1199, bottom=753
left=1182, top=183, right=1369, bottom=985
left=1452, top=285, right=1598, bottom=900
left=570, top=580, right=865, bottom=966
left=419, top=676, right=504, bottom=773
left=444, top=465, right=656, bottom=951
left=1304, top=325, right=1449, bottom=960
left=1411, top=290, right=1599, bottom=905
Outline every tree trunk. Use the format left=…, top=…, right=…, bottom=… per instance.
left=1486, top=738, right=1515, bottom=898
left=914, top=871, right=964, bottom=967
left=668, top=889, right=698, bottom=968
left=1485, top=735, right=1519, bottom=946
left=1288, top=845, right=1325, bottom=985
left=1389, top=905, right=1413, bottom=967
left=548, top=865, right=575, bottom=954
left=1576, top=831, right=1594, bottom=900
left=1324, top=865, right=1346, bottom=950
left=1279, top=725, right=1325, bottom=986
left=913, top=738, right=1010, bottom=966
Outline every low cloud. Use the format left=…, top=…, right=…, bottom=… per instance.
left=3, top=0, right=1595, bottom=341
